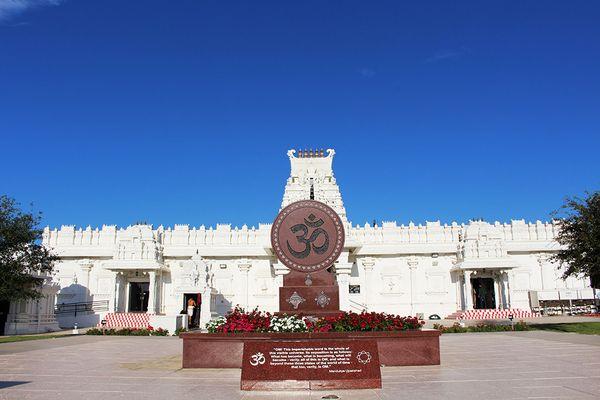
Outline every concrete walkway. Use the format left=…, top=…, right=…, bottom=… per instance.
left=0, top=331, right=599, bottom=399
left=424, top=315, right=600, bottom=328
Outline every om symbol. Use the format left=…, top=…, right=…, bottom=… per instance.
left=286, top=213, right=330, bottom=259
left=250, top=352, right=266, bottom=366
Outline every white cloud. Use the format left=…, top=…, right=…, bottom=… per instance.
left=0, top=0, right=63, bottom=22
left=358, top=68, right=376, bottom=79
left=425, top=46, right=471, bottom=64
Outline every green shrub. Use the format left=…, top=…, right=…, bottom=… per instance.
left=434, top=321, right=530, bottom=334
left=85, top=326, right=169, bottom=336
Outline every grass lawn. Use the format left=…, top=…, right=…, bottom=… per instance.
left=0, top=334, right=72, bottom=344
left=532, top=322, right=600, bottom=335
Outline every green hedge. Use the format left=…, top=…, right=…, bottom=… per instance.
left=86, top=327, right=169, bottom=336
left=433, top=321, right=530, bottom=333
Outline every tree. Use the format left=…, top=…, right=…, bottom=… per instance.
left=550, top=191, right=600, bottom=288
left=0, top=195, right=57, bottom=301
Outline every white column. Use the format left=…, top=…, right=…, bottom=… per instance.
left=407, top=257, right=418, bottom=315
left=537, top=258, right=545, bottom=290
left=79, top=261, right=93, bottom=298
left=109, top=271, right=118, bottom=312
left=362, top=258, right=375, bottom=311
left=493, top=272, right=501, bottom=309
left=464, top=270, right=473, bottom=310
left=156, top=271, right=163, bottom=314
left=199, top=286, right=213, bottom=329
left=147, top=271, right=156, bottom=314
left=273, top=262, right=287, bottom=288
left=238, top=261, right=251, bottom=310
left=502, top=272, right=512, bottom=309
left=273, top=262, right=287, bottom=311
left=115, top=273, right=122, bottom=312
left=336, top=262, right=352, bottom=312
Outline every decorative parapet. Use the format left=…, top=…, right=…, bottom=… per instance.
left=43, top=219, right=559, bottom=249
left=348, top=220, right=559, bottom=244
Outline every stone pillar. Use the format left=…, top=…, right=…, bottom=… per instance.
left=273, top=262, right=287, bottom=287
left=148, top=271, right=156, bottom=314
left=156, top=271, right=163, bottom=314
left=464, top=270, right=473, bottom=310
left=502, top=272, right=512, bottom=309
left=493, top=272, right=501, bottom=309
left=273, top=262, right=288, bottom=310
left=115, top=273, right=122, bottom=312
left=361, top=258, right=375, bottom=311
left=109, top=271, right=118, bottom=312
left=79, top=261, right=93, bottom=299
left=335, top=263, right=352, bottom=312
left=238, top=261, right=252, bottom=310
left=407, top=257, right=419, bottom=315
left=537, top=257, right=545, bottom=290
left=199, top=287, right=214, bottom=330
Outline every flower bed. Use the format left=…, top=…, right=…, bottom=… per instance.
left=206, top=306, right=424, bottom=334
left=86, top=326, right=169, bottom=336
left=433, top=321, right=530, bottom=333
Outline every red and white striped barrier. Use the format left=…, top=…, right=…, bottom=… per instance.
left=98, top=313, right=152, bottom=328
left=447, top=309, right=540, bottom=320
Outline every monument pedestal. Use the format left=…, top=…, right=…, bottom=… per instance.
left=181, top=330, right=441, bottom=369
left=180, top=199, right=442, bottom=392
left=279, top=270, right=340, bottom=317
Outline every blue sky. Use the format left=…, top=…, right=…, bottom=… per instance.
left=1, top=1, right=599, bottom=229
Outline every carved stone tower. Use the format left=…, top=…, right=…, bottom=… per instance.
left=281, top=149, right=347, bottom=221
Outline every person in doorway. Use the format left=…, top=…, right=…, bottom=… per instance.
left=187, top=298, right=196, bottom=325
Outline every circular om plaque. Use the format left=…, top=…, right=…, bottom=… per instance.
left=271, top=200, right=345, bottom=273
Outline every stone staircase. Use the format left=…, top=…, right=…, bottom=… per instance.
left=446, top=309, right=540, bottom=320
left=99, top=313, right=152, bottom=329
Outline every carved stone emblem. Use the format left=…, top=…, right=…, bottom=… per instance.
left=271, top=200, right=345, bottom=273
left=287, top=291, right=306, bottom=310
left=304, top=273, right=313, bottom=286
left=315, top=291, right=331, bottom=308
left=356, top=350, right=372, bottom=364
left=249, top=352, right=266, bottom=366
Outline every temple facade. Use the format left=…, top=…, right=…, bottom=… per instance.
left=3, top=149, right=595, bottom=334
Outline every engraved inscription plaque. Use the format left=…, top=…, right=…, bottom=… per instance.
left=241, top=340, right=381, bottom=390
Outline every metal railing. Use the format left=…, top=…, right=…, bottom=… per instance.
left=349, top=299, right=368, bottom=312
left=55, top=300, right=109, bottom=316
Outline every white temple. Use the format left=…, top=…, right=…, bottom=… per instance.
left=3, top=149, right=596, bottom=334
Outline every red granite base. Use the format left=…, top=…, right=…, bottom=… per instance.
left=181, top=330, right=441, bottom=369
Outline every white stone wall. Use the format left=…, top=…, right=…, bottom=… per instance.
left=33, top=149, right=595, bottom=333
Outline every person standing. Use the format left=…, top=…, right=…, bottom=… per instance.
left=187, top=297, right=196, bottom=325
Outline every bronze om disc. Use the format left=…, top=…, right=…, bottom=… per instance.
left=271, top=200, right=345, bottom=273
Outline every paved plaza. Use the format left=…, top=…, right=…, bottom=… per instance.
left=0, top=331, right=599, bottom=400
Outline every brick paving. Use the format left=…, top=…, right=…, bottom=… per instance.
left=0, top=331, right=599, bottom=399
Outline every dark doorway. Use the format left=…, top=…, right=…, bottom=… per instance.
left=129, top=282, right=149, bottom=312
left=0, top=300, right=10, bottom=336
left=183, top=293, right=201, bottom=329
left=472, top=278, right=496, bottom=309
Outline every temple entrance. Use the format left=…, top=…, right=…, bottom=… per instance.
left=183, top=293, right=201, bottom=329
left=471, top=278, right=496, bottom=309
left=129, top=282, right=149, bottom=312
left=0, top=300, right=9, bottom=335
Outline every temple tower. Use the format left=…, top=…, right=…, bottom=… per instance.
left=281, top=149, right=347, bottom=221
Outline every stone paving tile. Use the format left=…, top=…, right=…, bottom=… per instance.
left=0, top=332, right=599, bottom=400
